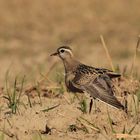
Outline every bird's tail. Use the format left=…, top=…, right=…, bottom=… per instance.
left=86, top=85, right=124, bottom=110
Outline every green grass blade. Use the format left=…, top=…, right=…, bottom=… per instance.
left=132, top=95, right=138, bottom=123
left=122, top=125, right=126, bottom=134
left=27, top=94, right=32, bottom=108
left=5, top=70, right=12, bottom=106
left=78, top=99, right=87, bottom=114
left=41, top=104, right=60, bottom=112
left=79, top=117, right=100, bottom=132
left=107, top=108, right=116, bottom=133
left=11, top=76, right=18, bottom=113
left=35, top=83, right=42, bottom=106
left=128, top=123, right=137, bottom=134
left=18, top=75, right=25, bottom=101
left=119, top=125, right=126, bottom=140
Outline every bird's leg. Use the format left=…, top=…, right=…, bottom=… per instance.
left=89, top=98, right=93, bottom=114
left=89, top=97, right=101, bottom=113
left=94, top=98, right=97, bottom=111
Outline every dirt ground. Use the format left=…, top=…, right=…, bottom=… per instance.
left=0, top=0, right=140, bottom=140
left=0, top=77, right=140, bottom=140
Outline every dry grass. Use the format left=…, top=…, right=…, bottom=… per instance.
left=130, top=35, right=140, bottom=77
left=100, top=35, right=115, bottom=71
left=0, top=0, right=140, bottom=140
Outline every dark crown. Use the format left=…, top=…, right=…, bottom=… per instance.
left=57, top=46, right=72, bottom=52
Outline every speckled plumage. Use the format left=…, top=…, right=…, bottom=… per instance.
left=51, top=46, right=124, bottom=110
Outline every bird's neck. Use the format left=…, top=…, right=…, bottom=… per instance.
left=63, top=57, right=80, bottom=73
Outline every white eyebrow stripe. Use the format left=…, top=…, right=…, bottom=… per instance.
left=60, top=48, right=73, bottom=56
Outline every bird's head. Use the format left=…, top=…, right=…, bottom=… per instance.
left=50, top=46, right=74, bottom=60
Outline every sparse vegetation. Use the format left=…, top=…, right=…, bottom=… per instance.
left=78, top=99, right=88, bottom=114
left=0, top=0, right=140, bottom=140
left=3, top=72, right=25, bottom=114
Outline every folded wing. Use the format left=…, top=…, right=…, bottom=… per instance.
left=72, top=73, right=124, bottom=110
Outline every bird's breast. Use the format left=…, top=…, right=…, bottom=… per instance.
left=65, top=73, right=83, bottom=93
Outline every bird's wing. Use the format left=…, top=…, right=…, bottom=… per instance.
left=94, top=68, right=121, bottom=78
left=72, top=73, right=124, bottom=110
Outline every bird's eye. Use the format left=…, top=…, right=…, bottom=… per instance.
left=60, top=49, right=65, bottom=53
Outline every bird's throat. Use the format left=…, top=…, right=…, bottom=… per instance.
left=63, top=58, right=80, bottom=73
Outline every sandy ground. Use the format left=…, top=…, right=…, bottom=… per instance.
left=0, top=0, right=140, bottom=140
left=0, top=77, right=140, bottom=140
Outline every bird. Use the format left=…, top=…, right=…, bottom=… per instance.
left=50, top=46, right=124, bottom=112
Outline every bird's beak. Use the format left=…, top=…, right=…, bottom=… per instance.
left=50, top=52, right=58, bottom=56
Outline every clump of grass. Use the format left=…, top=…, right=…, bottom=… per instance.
left=77, top=99, right=87, bottom=114
left=3, top=71, right=25, bottom=114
